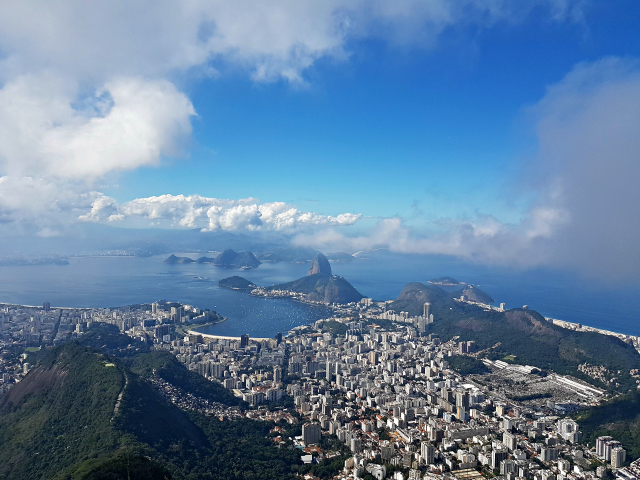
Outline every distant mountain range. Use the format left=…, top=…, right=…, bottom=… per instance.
left=257, top=247, right=354, bottom=264
left=164, top=249, right=261, bottom=269
left=258, top=247, right=319, bottom=263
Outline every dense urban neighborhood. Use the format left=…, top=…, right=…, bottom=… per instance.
left=2, top=291, right=639, bottom=480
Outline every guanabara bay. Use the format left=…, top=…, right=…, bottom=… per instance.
left=1, top=2, right=640, bottom=480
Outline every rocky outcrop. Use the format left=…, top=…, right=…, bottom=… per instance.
left=307, top=253, right=332, bottom=276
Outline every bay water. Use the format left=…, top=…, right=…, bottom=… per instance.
left=0, top=251, right=637, bottom=337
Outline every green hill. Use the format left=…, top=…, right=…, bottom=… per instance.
left=219, top=276, right=257, bottom=290
left=456, top=284, right=494, bottom=304
left=0, top=338, right=305, bottom=479
left=575, top=391, right=640, bottom=460
left=196, top=256, right=217, bottom=263
left=0, top=342, right=172, bottom=479
left=213, top=249, right=261, bottom=268
left=269, top=273, right=364, bottom=304
left=388, top=282, right=640, bottom=393
left=390, top=282, right=452, bottom=315
left=125, top=350, right=242, bottom=407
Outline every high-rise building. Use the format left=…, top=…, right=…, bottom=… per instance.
left=502, top=418, right=514, bottom=431
left=557, top=419, right=580, bottom=443
left=423, top=302, right=431, bottom=319
left=611, top=447, right=626, bottom=468
left=596, top=436, right=613, bottom=458
left=604, top=440, right=622, bottom=461
left=43, top=302, right=50, bottom=312
left=302, top=423, right=321, bottom=446
left=170, top=306, right=184, bottom=322
left=240, top=334, right=250, bottom=348
left=503, top=431, right=518, bottom=451
left=417, top=318, right=426, bottom=334
left=421, top=442, right=435, bottom=464
left=492, top=449, right=508, bottom=469
left=351, top=437, right=362, bottom=453
left=276, top=332, right=283, bottom=344
left=273, top=366, right=282, bottom=383
left=368, top=350, right=379, bottom=365
left=541, top=447, right=559, bottom=462
left=500, top=459, right=517, bottom=475
left=381, top=442, right=395, bottom=461
left=456, top=390, right=469, bottom=409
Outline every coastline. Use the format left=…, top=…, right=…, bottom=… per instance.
left=186, top=329, right=272, bottom=342
left=2, top=293, right=638, bottom=348
left=455, top=298, right=640, bottom=351
left=177, top=317, right=227, bottom=336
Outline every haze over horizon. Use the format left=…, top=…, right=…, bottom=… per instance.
left=0, top=1, right=639, bottom=283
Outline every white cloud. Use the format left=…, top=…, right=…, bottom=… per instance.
left=81, top=193, right=361, bottom=232
left=0, top=175, right=107, bottom=229
left=292, top=209, right=565, bottom=267
left=0, top=0, right=595, bottom=264
left=0, top=1, right=585, bottom=85
left=530, top=57, right=640, bottom=279
left=294, top=56, right=640, bottom=281
left=0, top=75, right=196, bottom=181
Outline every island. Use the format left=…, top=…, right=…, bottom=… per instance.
left=211, top=249, right=261, bottom=269
left=163, top=254, right=195, bottom=264
left=218, top=276, right=257, bottom=290
left=164, top=250, right=261, bottom=269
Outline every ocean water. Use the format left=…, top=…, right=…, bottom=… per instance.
left=0, top=252, right=637, bottom=337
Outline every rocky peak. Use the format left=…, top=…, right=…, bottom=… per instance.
left=307, top=253, right=332, bottom=276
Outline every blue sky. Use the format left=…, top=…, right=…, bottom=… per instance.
left=0, top=0, right=639, bottom=280
left=109, top=0, right=640, bottom=223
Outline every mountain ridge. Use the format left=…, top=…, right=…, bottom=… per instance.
left=387, top=281, right=640, bottom=392
left=0, top=331, right=298, bottom=479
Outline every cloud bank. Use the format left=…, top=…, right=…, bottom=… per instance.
left=0, top=0, right=583, bottom=227
left=293, top=57, right=640, bottom=280
left=79, top=194, right=361, bottom=232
